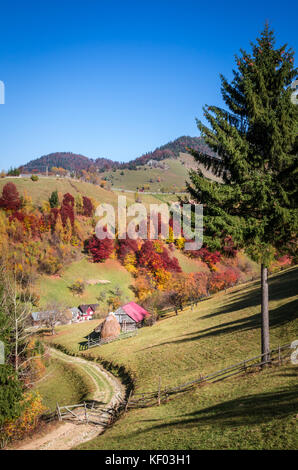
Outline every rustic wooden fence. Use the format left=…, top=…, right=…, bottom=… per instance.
left=56, top=398, right=126, bottom=427
left=126, top=343, right=293, bottom=409
left=80, top=330, right=138, bottom=350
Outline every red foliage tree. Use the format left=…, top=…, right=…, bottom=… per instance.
left=137, top=240, right=181, bottom=274
left=116, top=238, right=139, bottom=262
left=85, top=235, right=114, bottom=262
left=62, top=193, right=74, bottom=208
left=0, top=183, right=21, bottom=211
left=60, top=202, right=74, bottom=226
left=208, top=267, right=239, bottom=293
left=185, top=245, right=221, bottom=269
left=82, top=196, right=93, bottom=217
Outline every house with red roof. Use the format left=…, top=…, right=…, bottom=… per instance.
left=113, top=302, right=150, bottom=332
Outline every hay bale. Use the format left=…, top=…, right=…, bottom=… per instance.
left=100, top=313, right=121, bottom=339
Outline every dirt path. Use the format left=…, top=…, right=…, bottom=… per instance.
left=14, top=348, right=125, bottom=450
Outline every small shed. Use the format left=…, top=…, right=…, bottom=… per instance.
left=32, top=311, right=42, bottom=326
left=70, top=307, right=81, bottom=322
left=114, top=302, right=149, bottom=332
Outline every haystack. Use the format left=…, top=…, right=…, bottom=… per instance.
left=100, top=313, right=121, bottom=340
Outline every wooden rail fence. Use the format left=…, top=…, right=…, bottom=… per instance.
left=56, top=399, right=125, bottom=427
left=126, top=343, right=293, bottom=409
left=80, top=330, right=138, bottom=350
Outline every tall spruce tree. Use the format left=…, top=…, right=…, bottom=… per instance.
left=187, top=24, right=298, bottom=362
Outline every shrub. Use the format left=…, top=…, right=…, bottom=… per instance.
left=85, top=235, right=114, bottom=263
left=2, top=392, right=45, bottom=445
left=0, top=183, right=21, bottom=211
left=31, top=175, right=39, bottom=182
left=69, top=279, right=85, bottom=295
left=82, top=196, right=93, bottom=217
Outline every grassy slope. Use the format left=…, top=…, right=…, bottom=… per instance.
left=100, top=153, right=222, bottom=192
left=37, top=258, right=135, bottom=308
left=44, top=266, right=298, bottom=449
left=0, top=177, right=171, bottom=209
left=100, top=158, right=189, bottom=192
left=34, top=357, right=95, bottom=412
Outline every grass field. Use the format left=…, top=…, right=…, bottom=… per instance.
left=44, top=266, right=298, bottom=449
left=100, top=153, right=222, bottom=192
left=34, top=357, right=95, bottom=412
left=0, top=177, right=177, bottom=210
left=100, top=157, right=189, bottom=192
left=37, top=258, right=135, bottom=308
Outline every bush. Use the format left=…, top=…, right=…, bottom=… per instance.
left=69, top=279, right=85, bottom=295
left=2, top=392, right=45, bottom=445
left=31, top=175, right=39, bottom=182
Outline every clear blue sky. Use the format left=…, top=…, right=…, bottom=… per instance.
left=0, top=0, right=297, bottom=170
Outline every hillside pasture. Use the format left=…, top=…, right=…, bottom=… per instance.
left=44, top=266, right=298, bottom=449
left=37, top=258, right=135, bottom=309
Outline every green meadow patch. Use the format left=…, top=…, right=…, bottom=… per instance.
left=37, top=258, right=135, bottom=308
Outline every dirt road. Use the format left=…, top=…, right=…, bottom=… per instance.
left=14, top=348, right=125, bottom=450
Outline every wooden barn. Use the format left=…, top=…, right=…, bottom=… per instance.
left=113, top=302, right=149, bottom=332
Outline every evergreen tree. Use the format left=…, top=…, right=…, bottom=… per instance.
left=0, top=274, right=24, bottom=434
left=187, top=24, right=298, bottom=362
left=49, top=190, right=59, bottom=208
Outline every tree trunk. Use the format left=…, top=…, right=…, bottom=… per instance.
left=261, top=264, right=270, bottom=366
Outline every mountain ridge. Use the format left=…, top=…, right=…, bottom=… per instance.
left=20, top=136, right=211, bottom=173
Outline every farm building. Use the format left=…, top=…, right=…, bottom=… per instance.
left=77, top=304, right=99, bottom=321
left=31, top=311, right=43, bottom=327
left=113, top=302, right=150, bottom=332
left=69, top=307, right=81, bottom=322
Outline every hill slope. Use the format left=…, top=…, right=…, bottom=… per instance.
left=46, top=266, right=298, bottom=449
left=20, top=136, right=213, bottom=174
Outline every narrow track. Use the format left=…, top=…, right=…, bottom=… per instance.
left=15, top=348, right=125, bottom=450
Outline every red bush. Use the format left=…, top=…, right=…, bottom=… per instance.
left=85, top=235, right=114, bottom=262
left=117, top=238, right=139, bottom=261
left=62, top=193, right=74, bottom=208
left=137, top=240, right=181, bottom=274
left=60, top=202, right=74, bottom=226
left=185, top=246, right=221, bottom=268
left=0, top=183, right=21, bottom=211
left=208, top=267, right=239, bottom=293
left=83, top=196, right=93, bottom=217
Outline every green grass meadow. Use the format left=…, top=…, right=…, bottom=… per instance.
left=42, top=266, right=298, bottom=449
left=37, top=258, right=135, bottom=308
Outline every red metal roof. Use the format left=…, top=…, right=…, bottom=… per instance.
left=121, top=302, right=149, bottom=323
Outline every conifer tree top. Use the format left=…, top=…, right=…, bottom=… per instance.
left=188, top=24, right=298, bottom=265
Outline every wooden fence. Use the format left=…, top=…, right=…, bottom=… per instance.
left=126, top=343, right=293, bottom=409
left=80, top=330, right=138, bottom=350
left=56, top=400, right=125, bottom=427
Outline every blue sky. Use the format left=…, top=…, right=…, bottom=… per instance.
left=0, top=0, right=297, bottom=170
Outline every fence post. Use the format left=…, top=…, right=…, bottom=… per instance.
left=125, top=390, right=132, bottom=412
left=158, top=376, right=161, bottom=406
left=56, top=403, right=62, bottom=421
left=84, top=401, right=88, bottom=423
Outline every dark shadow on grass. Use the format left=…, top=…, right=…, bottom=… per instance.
left=139, top=298, right=298, bottom=352
left=200, top=267, right=298, bottom=321
left=130, top=384, right=298, bottom=434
